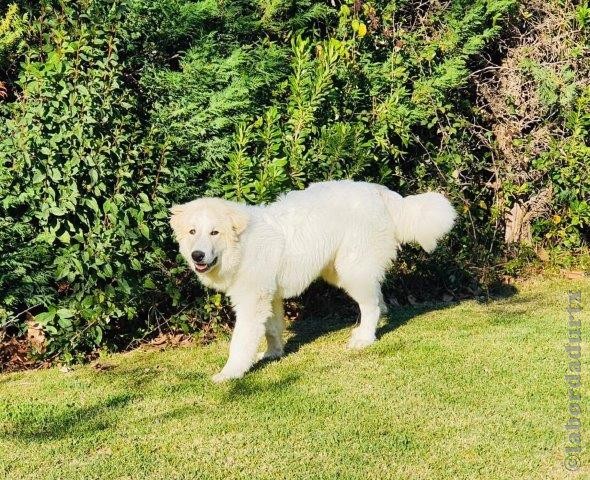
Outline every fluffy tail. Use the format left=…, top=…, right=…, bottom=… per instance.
left=382, top=189, right=457, bottom=253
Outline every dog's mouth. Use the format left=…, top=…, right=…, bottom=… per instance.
left=194, top=257, right=217, bottom=273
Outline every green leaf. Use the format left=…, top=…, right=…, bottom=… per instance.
left=58, top=316, right=73, bottom=329
left=86, top=198, right=100, bottom=212
left=59, top=231, right=71, bottom=244
left=36, top=231, right=56, bottom=244
left=35, top=309, right=57, bottom=325
left=139, top=224, right=150, bottom=239
left=50, top=206, right=66, bottom=216
left=57, top=308, right=75, bottom=319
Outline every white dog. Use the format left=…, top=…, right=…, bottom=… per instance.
left=170, top=180, right=456, bottom=382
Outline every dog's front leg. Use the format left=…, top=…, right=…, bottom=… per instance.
left=212, top=294, right=271, bottom=383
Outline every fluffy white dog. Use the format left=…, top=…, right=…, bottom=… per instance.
left=170, top=180, right=456, bottom=382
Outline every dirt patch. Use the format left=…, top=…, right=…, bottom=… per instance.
left=0, top=335, right=49, bottom=373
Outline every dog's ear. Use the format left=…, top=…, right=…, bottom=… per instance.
left=170, top=204, right=184, bottom=215
left=169, top=204, right=184, bottom=234
left=228, top=205, right=249, bottom=236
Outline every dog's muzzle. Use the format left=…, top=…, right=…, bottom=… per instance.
left=194, top=257, right=217, bottom=273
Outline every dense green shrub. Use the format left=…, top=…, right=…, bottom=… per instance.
left=0, top=2, right=175, bottom=359
left=0, top=0, right=588, bottom=362
left=473, top=0, right=590, bottom=252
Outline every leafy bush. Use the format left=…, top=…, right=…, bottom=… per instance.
left=0, top=2, right=174, bottom=359
left=473, top=0, right=590, bottom=251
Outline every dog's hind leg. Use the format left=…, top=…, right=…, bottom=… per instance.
left=259, top=295, right=285, bottom=360
left=337, top=269, right=384, bottom=349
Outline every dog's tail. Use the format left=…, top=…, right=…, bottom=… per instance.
left=381, top=188, right=457, bottom=253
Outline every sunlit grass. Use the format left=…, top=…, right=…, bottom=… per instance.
left=1, top=277, right=589, bottom=479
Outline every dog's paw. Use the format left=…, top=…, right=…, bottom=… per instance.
left=348, top=330, right=376, bottom=349
left=257, top=349, right=284, bottom=361
left=211, top=370, right=243, bottom=383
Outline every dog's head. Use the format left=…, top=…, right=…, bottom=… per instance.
left=169, top=198, right=249, bottom=276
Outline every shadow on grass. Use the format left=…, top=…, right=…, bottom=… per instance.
left=0, top=393, right=134, bottom=442
left=223, top=372, right=301, bottom=400
left=281, top=280, right=519, bottom=359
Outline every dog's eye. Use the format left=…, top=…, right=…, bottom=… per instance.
left=210, top=230, right=219, bottom=236
left=189, top=229, right=196, bottom=235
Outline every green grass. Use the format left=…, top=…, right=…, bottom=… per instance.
left=1, top=277, right=589, bottom=479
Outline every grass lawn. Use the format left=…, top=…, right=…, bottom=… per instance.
left=1, top=277, right=589, bottom=479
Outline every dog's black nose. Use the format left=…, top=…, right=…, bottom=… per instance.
left=191, top=250, right=205, bottom=262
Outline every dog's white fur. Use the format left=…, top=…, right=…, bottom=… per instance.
left=170, top=180, right=457, bottom=382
